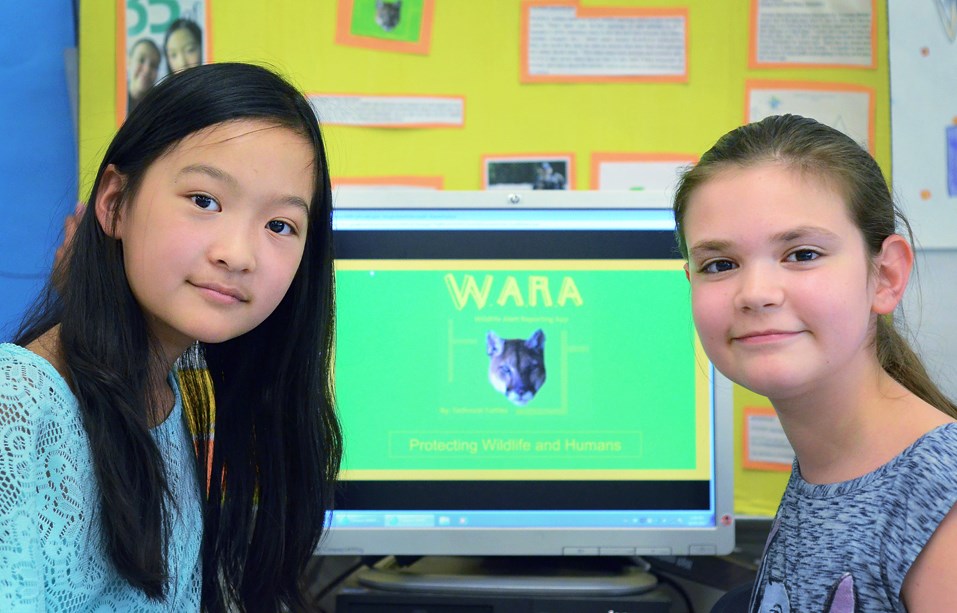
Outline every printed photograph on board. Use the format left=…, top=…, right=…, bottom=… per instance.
left=120, top=0, right=210, bottom=119
left=336, top=0, right=434, bottom=54
left=484, top=156, right=572, bottom=191
left=350, top=0, right=425, bottom=43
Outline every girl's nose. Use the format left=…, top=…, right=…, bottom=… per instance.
left=733, top=264, right=784, bottom=311
left=208, top=225, right=256, bottom=272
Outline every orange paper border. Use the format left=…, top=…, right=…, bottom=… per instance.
left=742, top=406, right=793, bottom=472
left=482, top=153, right=576, bottom=190
left=333, top=176, right=444, bottom=189
left=116, top=0, right=214, bottom=126
left=520, top=0, right=689, bottom=83
left=309, top=92, right=465, bottom=129
left=335, top=0, right=434, bottom=55
left=748, top=0, right=877, bottom=70
left=590, top=152, right=697, bottom=190
left=744, top=80, right=876, bottom=154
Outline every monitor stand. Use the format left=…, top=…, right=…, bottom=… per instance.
left=355, top=555, right=657, bottom=596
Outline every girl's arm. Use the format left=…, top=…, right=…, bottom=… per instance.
left=901, top=504, right=957, bottom=610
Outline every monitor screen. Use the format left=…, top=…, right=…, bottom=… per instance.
left=320, top=190, right=734, bottom=559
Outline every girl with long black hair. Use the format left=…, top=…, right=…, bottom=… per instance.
left=1, top=62, right=342, bottom=612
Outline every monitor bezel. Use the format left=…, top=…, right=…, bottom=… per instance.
left=319, top=189, right=735, bottom=557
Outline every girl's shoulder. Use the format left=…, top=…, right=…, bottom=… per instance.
left=860, top=423, right=957, bottom=514
left=0, top=342, right=77, bottom=423
left=791, top=423, right=957, bottom=498
left=901, top=422, right=957, bottom=477
left=922, top=420, right=957, bottom=439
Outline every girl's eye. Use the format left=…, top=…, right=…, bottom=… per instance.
left=701, top=259, right=737, bottom=274
left=191, top=194, right=220, bottom=211
left=267, top=219, right=295, bottom=236
left=787, top=249, right=820, bottom=262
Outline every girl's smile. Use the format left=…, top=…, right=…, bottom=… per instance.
left=189, top=280, right=249, bottom=305
left=732, top=329, right=805, bottom=345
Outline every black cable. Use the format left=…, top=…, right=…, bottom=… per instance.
left=652, top=571, right=696, bottom=613
left=308, top=557, right=378, bottom=605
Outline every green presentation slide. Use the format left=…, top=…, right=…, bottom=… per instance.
left=334, top=260, right=707, bottom=477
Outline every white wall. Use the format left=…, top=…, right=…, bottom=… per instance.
left=902, top=249, right=957, bottom=402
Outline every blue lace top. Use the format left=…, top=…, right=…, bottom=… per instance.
left=0, top=343, right=202, bottom=611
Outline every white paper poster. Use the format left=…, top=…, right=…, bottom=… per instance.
left=747, top=83, right=873, bottom=152
left=309, top=94, right=464, bottom=128
left=752, top=0, right=874, bottom=67
left=524, top=5, right=687, bottom=80
left=592, top=155, right=695, bottom=202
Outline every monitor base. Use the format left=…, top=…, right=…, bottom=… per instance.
left=355, top=555, right=658, bottom=596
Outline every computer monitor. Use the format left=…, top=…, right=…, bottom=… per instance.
left=320, top=190, right=734, bottom=564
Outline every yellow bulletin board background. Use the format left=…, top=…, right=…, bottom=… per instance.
left=79, top=0, right=892, bottom=517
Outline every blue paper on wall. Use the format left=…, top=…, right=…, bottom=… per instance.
left=947, top=125, right=957, bottom=198
left=0, top=2, right=77, bottom=335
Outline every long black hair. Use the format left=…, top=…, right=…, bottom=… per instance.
left=16, top=62, right=342, bottom=611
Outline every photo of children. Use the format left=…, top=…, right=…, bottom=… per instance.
left=121, top=1, right=208, bottom=119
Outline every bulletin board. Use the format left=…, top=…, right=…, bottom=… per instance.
left=78, top=0, right=892, bottom=517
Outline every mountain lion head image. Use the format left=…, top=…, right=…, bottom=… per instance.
left=486, top=329, right=546, bottom=406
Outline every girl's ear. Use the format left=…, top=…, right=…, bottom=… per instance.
left=94, top=165, right=126, bottom=239
left=871, top=234, right=914, bottom=315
